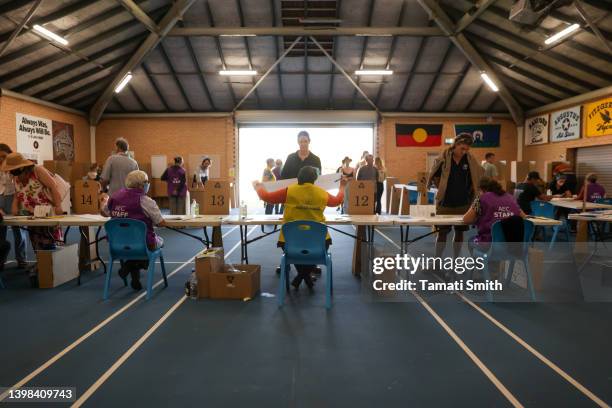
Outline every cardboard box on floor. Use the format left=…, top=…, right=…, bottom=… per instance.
left=195, top=247, right=225, bottom=298
left=209, top=264, right=261, bottom=300
left=36, top=244, right=80, bottom=288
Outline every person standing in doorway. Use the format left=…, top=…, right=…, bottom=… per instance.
left=161, top=156, right=187, bottom=215
left=0, top=144, right=26, bottom=270
left=272, top=159, right=283, bottom=214
left=428, top=133, right=483, bottom=279
left=280, top=131, right=322, bottom=181
left=262, top=158, right=276, bottom=215
left=100, top=137, right=139, bottom=196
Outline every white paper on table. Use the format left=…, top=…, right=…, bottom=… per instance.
left=262, top=173, right=342, bottom=192
left=75, top=214, right=109, bottom=220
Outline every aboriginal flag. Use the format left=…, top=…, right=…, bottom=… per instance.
left=395, top=124, right=443, bottom=147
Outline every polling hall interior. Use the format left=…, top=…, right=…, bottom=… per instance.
left=0, top=0, right=612, bottom=406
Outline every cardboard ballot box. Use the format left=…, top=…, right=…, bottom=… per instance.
left=195, top=247, right=225, bottom=299
left=36, top=244, right=80, bottom=288
left=73, top=180, right=101, bottom=214
left=209, top=264, right=261, bottom=300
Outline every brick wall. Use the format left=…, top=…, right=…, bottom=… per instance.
left=0, top=95, right=90, bottom=163
left=95, top=116, right=235, bottom=177
left=379, top=116, right=518, bottom=183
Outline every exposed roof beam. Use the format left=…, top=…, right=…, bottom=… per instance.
left=0, top=0, right=42, bottom=58
left=0, top=0, right=98, bottom=45
left=205, top=0, right=237, bottom=106
left=549, top=9, right=612, bottom=43
left=418, top=40, right=453, bottom=111
left=236, top=0, right=260, bottom=108
left=0, top=0, right=148, bottom=67
left=441, top=62, right=471, bottom=111
left=351, top=0, right=376, bottom=109
left=574, top=0, right=612, bottom=56
left=141, top=63, right=169, bottom=111
left=180, top=21, right=216, bottom=111
left=417, top=0, right=524, bottom=123
left=327, top=0, right=342, bottom=109
left=374, top=0, right=406, bottom=107
left=127, top=83, right=148, bottom=112
left=464, top=83, right=484, bottom=111
left=270, top=0, right=285, bottom=106
left=168, top=26, right=445, bottom=37
left=0, top=0, right=35, bottom=15
left=581, top=0, right=612, bottom=12
left=395, top=35, right=429, bottom=111
left=158, top=42, right=193, bottom=111
left=115, top=0, right=159, bottom=34
left=89, top=0, right=197, bottom=124
left=309, top=35, right=380, bottom=114
left=527, top=84, right=612, bottom=116
left=454, top=0, right=498, bottom=34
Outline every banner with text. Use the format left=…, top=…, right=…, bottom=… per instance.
left=585, top=96, right=612, bottom=138
left=550, top=106, right=581, bottom=142
left=524, top=114, right=549, bottom=145
left=16, top=113, right=53, bottom=162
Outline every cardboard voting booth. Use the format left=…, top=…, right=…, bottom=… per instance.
left=192, top=179, right=230, bottom=215
left=347, top=180, right=375, bottom=215
left=73, top=180, right=101, bottom=214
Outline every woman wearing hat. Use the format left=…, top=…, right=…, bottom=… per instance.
left=336, top=157, right=354, bottom=214
left=428, top=133, right=483, bottom=279
left=1, top=152, right=64, bottom=284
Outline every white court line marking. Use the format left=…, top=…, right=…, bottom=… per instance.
left=72, top=228, right=254, bottom=407
left=372, top=229, right=522, bottom=406
left=0, top=225, right=238, bottom=402
left=375, top=228, right=610, bottom=408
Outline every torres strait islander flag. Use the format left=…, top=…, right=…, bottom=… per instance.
left=395, top=124, right=443, bottom=147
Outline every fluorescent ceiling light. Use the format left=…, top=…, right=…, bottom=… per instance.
left=220, top=34, right=256, bottom=37
left=299, top=18, right=342, bottom=24
left=33, top=24, right=68, bottom=45
left=219, top=70, right=257, bottom=76
left=114, top=73, right=132, bottom=93
left=355, top=70, right=393, bottom=75
left=355, top=33, right=392, bottom=37
left=544, top=23, right=580, bottom=44
left=480, top=72, right=499, bottom=92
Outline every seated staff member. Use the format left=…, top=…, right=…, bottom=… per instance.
left=252, top=166, right=346, bottom=291
left=548, top=174, right=572, bottom=197
left=463, top=177, right=525, bottom=252
left=553, top=163, right=577, bottom=194
left=161, top=156, right=187, bottom=215
left=428, top=133, right=483, bottom=261
left=101, top=170, right=166, bottom=291
left=2, top=153, right=64, bottom=285
left=517, top=171, right=551, bottom=215
left=577, top=173, right=606, bottom=202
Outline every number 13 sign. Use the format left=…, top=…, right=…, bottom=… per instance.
left=199, top=179, right=230, bottom=215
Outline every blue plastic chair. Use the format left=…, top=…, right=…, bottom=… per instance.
left=595, top=198, right=612, bottom=205
left=473, top=218, right=536, bottom=301
left=530, top=200, right=571, bottom=250
left=279, top=220, right=333, bottom=309
left=427, top=191, right=435, bottom=204
left=103, top=219, right=167, bottom=300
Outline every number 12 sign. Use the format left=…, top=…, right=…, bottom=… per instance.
left=347, top=180, right=375, bottom=215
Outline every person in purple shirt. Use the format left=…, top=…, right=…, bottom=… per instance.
left=101, top=170, right=166, bottom=290
left=463, top=176, right=525, bottom=252
left=577, top=173, right=606, bottom=203
left=161, top=156, right=187, bottom=215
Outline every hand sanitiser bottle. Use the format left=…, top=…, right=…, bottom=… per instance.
left=190, top=199, right=197, bottom=217
left=240, top=201, right=247, bottom=218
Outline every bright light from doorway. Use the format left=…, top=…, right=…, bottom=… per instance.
left=238, top=126, right=374, bottom=209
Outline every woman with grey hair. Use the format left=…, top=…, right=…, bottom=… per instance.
left=101, top=170, right=166, bottom=290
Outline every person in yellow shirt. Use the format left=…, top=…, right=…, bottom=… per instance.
left=253, top=166, right=346, bottom=291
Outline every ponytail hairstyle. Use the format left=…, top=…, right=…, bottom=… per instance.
left=479, top=176, right=505, bottom=196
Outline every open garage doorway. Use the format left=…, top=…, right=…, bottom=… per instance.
left=238, top=126, right=374, bottom=211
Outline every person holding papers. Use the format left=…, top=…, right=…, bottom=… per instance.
left=428, top=133, right=483, bottom=268
left=101, top=170, right=166, bottom=291
left=253, top=166, right=346, bottom=291
left=280, top=131, right=322, bottom=180
left=262, top=158, right=277, bottom=215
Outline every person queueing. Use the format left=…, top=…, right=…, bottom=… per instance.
left=337, top=157, right=354, bottom=214
left=463, top=177, right=525, bottom=253
left=481, top=152, right=499, bottom=180
left=2, top=153, right=64, bottom=286
left=262, top=158, right=276, bottom=215
left=161, top=156, right=187, bottom=215
left=356, top=154, right=379, bottom=214
left=428, top=133, right=483, bottom=278
left=100, top=137, right=139, bottom=196
left=193, top=157, right=211, bottom=187
left=271, top=159, right=283, bottom=214
left=517, top=171, right=551, bottom=215
left=253, top=166, right=346, bottom=291
left=577, top=173, right=606, bottom=202
left=0, top=144, right=26, bottom=270
left=101, top=170, right=166, bottom=290
left=374, top=156, right=386, bottom=215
